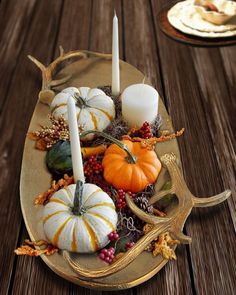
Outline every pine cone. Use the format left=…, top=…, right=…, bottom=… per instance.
left=134, top=195, right=153, bottom=214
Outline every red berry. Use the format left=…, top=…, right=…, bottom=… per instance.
left=109, top=247, right=115, bottom=253
left=105, top=257, right=110, bottom=263
left=101, top=249, right=108, bottom=254
left=116, top=189, right=127, bottom=209
left=137, top=121, right=153, bottom=139
left=98, top=246, right=115, bottom=264
left=125, top=242, right=135, bottom=250
left=108, top=231, right=119, bottom=241
left=99, top=253, right=105, bottom=259
left=84, top=156, right=103, bottom=177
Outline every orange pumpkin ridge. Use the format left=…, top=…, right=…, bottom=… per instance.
left=102, top=140, right=162, bottom=193
left=80, top=131, right=162, bottom=193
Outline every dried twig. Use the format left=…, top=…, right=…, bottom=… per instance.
left=123, top=128, right=185, bottom=150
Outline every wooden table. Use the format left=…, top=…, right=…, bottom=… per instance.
left=0, top=0, right=235, bottom=294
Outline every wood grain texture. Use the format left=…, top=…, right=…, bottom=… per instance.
left=123, top=0, right=163, bottom=96
left=0, top=0, right=235, bottom=294
left=55, top=0, right=92, bottom=52
left=89, top=0, right=123, bottom=56
left=151, top=1, right=236, bottom=294
left=191, top=48, right=236, bottom=229
left=0, top=1, right=64, bottom=294
left=0, top=0, right=37, bottom=110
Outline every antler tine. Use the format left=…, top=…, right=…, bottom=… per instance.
left=28, top=55, right=46, bottom=72
left=29, top=49, right=113, bottom=102
left=125, top=194, right=170, bottom=224
left=193, top=189, right=231, bottom=208
left=49, top=75, right=72, bottom=87
left=170, top=231, right=192, bottom=244
left=149, top=188, right=175, bottom=205
left=63, top=221, right=170, bottom=279
left=59, top=45, right=64, bottom=56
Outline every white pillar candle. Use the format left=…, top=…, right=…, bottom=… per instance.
left=121, top=84, right=159, bottom=127
left=67, top=96, right=85, bottom=183
left=112, top=11, right=120, bottom=96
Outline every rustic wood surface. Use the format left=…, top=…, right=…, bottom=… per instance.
left=0, top=0, right=235, bottom=294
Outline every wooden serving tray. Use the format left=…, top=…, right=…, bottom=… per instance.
left=20, top=52, right=181, bottom=290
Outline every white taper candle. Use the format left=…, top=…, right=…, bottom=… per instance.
left=67, top=96, right=85, bottom=183
left=112, top=11, right=120, bottom=96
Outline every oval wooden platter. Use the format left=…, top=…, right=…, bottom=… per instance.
left=20, top=52, right=181, bottom=290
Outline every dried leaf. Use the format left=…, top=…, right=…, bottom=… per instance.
left=14, top=245, right=44, bottom=256
left=35, top=174, right=74, bottom=205
left=143, top=227, right=179, bottom=260
left=35, top=138, right=48, bottom=151
left=152, top=232, right=179, bottom=260
left=27, top=132, right=39, bottom=140
left=14, top=240, right=58, bottom=257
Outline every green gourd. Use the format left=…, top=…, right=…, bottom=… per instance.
left=46, top=140, right=72, bottom=175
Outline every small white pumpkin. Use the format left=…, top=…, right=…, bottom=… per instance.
left=43, top=182, right=118, bottom=253
left=50, top=87, right=115, bottom=140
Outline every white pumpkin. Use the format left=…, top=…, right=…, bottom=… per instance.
left=43, top=183, right=118, bottom=253
left=50, top=87, right=115, bottom=140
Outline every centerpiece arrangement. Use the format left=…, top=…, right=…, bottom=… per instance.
left=17, top=12, right=231, bottom=290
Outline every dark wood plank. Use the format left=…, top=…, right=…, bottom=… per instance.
left=55, top=0, right=92, bottom=52
left=219, top=46, right=236, bottom=228
left=191, top=48, right=236, bottom=229
left=89, top=0, right=123, bottom=57
left=123, top=0, right=164, bottom=97
left=0, top=1, right=64, bottom=294
left=123, top=1, right=193, bottom=294
left=0, top=0, right=37, bottom=110
left=151, top=1, right=236, bottom=294
left=190, top=47, right=236, bottom=294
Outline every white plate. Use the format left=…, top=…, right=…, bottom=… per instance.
left=168, top=1, right=236, bottom=38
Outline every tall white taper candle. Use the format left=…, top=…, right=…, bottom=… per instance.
left=112, top=11, right=120, bottom=96
left=67, top=96, right=85, bottom=183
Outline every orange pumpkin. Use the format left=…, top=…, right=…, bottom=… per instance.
left=102, top=140, right=161, bottom=192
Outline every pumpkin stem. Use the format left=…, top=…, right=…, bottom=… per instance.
left=74, top=93, right=88, bottom=108
left=80, top=130, right=137, bottom=164
left=73, top=180, right=86, bottom=215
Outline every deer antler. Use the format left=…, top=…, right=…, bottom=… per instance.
left=63, top=153, right=231, bottom=279
left=28, top=47, right=112, bottom=104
